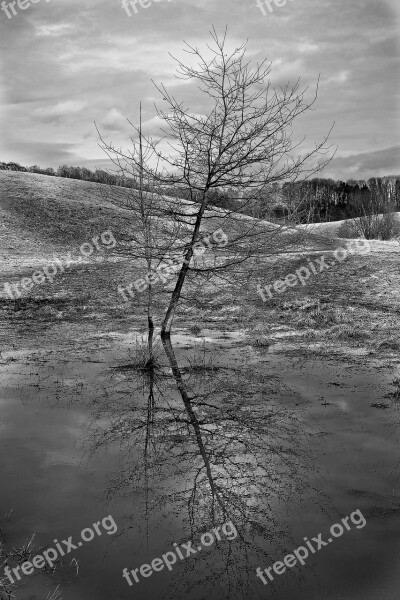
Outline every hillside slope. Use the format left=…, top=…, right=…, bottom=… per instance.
left=0, top=170, right=336, bottom=277
left=0, top=171, right=399, bottom=365
left=297, top=213, right=400, bottom=239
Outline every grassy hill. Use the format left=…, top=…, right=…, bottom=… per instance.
left=298, top=214, right=400, bottom=239
left=0, top=170, right=399, bottom=363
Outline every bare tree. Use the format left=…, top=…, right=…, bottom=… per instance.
left=100, top=27, right=334, bottom=336
left=97, top=107, right=193, bottom=356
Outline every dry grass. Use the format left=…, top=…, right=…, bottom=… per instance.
left=1, top=170, right=400, bottom=367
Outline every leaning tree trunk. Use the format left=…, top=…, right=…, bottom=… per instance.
left=161, top=198, right=208, bottom=336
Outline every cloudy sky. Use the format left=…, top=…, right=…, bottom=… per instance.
left=0, top=0, right=399, bottom=181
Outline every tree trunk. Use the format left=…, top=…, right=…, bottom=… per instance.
left=161, top=198, right=208, bottom=336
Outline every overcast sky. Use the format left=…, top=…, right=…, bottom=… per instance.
left=0, top=0, right=399, bottom=181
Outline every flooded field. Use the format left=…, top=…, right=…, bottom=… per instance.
left=1, top=324, right=399, bottom=600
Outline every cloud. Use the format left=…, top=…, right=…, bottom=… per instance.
left=323, top=70, right=351, bottom=85
left=35, top=23, right=72, bottom=37
left=0, top=0, right=397, bottom=180
left=297, top=40, right=319, bottom=54
left=1, top=141, right=79, bottom=166
left=321, top=146, right=400, bottom=180
left=98, top=108, right=129, bottom=133
left=34, top=100, right=88, bottom=123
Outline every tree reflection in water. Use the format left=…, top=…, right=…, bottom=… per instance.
left=86, top=337, right=317, bottom=600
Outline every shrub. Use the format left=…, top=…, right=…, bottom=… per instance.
left=5, top=162, right=27, bottom=172
left=358, top=213, right=400, bottom=240
left=338, top=213, right=400, bottom=240
left=337, top=220, right=359, bottom=239
left=378, top=212, right=400, bottom=240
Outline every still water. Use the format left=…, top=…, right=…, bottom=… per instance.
left=0, top=334, right=399, bottom=599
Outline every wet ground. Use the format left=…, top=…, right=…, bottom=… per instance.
left=1, top=327, right=399, bottom=600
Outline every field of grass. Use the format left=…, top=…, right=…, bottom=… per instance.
left=1, top=170, right=399, bottom=366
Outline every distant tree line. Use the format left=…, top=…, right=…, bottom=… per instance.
left=201, top=177, right=400, bottom=223
left=0, top=161, right=399, bottom=223
left=280, top=177, right=400, bottom=223
left=0, top=161, right=141, bottom=189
